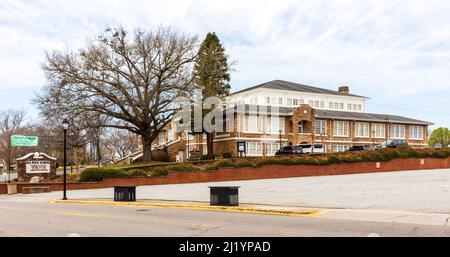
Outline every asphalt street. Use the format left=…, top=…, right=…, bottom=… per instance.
left=2, top=168, right=450, bottom=236
left=1, top=200, right=450, bottom=237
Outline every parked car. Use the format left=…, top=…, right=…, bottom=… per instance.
left=296, top=144, right=324, bottom=154
left=379, top=139, right=408, bottom=148
left=275, top=145, right=303, bottom=156
left=347, top=145, right=374, bottom=152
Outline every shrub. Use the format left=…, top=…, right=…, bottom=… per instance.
left=127, top=169, right=149, bottom=177
left=150, top=168, right=169, bottom=177
left=222, top=152, right=233, bottom=159
left=78, top=168, right=128, bottom=182
left=256, top=157, right=296, bottom=167
left=234, top=159, right=254, bottom=168
left=165, top=164, right=199, bottom=172
left=205, top=159, right=236, bottom=170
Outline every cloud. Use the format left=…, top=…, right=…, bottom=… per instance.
left=0, top=0, right=449, bottom=127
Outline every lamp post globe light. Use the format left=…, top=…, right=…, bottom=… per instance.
left=62, top=119, right=70, bottom=200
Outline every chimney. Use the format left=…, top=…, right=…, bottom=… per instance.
left=338, top=86, right=349, bottom=95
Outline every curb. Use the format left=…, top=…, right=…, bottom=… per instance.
left=51, top=199, right=323, bottom=217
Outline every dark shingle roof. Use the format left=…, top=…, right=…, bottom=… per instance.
left=230, top=80, right=368, bottom=98
left=315, top=110, right=433, bottom=125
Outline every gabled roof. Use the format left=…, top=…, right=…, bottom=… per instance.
left=230, top=80, right=368, bottom=98
left=315, top=110, right=434, bottom=126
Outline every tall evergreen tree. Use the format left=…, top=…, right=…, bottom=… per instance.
left=193, top=32, right=231, bottom=159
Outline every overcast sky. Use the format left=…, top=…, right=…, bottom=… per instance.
left=1, top=0, right=449, bottom=129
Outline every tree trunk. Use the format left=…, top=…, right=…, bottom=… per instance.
left=142, top=133, right=153, bottom=162
left=206, top=132, right=215, bottom=160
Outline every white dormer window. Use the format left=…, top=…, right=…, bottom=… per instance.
left=266, top=97, right=270, bottom=104
left=287, top=98, right=293, bottom=106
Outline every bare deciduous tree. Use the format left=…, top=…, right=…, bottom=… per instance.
left=0, top=109, right=26, bottom=171
left=35, top=27, right=198, bottom=161
left=103, top=128, right=140, bottom=160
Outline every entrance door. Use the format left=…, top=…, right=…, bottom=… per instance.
left=177, top=151, right=184, bottom=163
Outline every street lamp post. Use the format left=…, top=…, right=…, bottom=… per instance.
left=62, top=119, right=70, bottom=200
left=279, top=129, right=282, bottom=147
left=372, top=130, right=376, bottom=149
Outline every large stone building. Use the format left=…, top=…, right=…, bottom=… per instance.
left=133, top=80, right=432, bottom=162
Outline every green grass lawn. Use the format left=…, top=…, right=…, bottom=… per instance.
left=56, top=165, right=98, bottom=171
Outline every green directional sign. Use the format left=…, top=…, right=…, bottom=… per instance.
left=10, top=135, right=39, bottom=147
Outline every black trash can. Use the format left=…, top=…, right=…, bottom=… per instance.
left=209, top=186, right=240, bottom=206
left=114, top=186, right=136, bottom=202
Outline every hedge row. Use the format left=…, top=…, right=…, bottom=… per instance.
left=78, top=164, right=200, bottom=182
left=78, top=147, right=450, bottom=181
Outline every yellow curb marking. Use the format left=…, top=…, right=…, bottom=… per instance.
left=54, top=212, right=112, bottom=218
left=51, top=200, right=323, bottom=217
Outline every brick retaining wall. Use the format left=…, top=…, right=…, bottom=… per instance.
left=101, top=157, right=450, bottom=187
left=0, top=184, right=6, bottom=194
left=1, top=157, right=449, bottom=194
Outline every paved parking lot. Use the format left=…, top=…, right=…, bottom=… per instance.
left=4, top=168, right=450, bottom=214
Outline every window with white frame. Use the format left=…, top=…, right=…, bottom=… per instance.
left=159, top=132, right=165, bottom=144
left=409, top=125, right=423, bottom=140
left=308, top=100, right=314, bottom=107
left=246, top=142, right=262, bottom=156
left=354, top=122, right=369, bottom=138
left=315, top=120, right=327, bottom=135
left=357, top=104, right=362, bottom=111
left=244, top=115, right=262, bottom=133
left=293, top=99, right=299, bottom=106
left=320, top=101, right=325, bottom=108
left=266, top=97, right=270, bottom=104
left=340, top=103, right=344, bottom=110
left=333, top=121, right=349, bottom=137
left=347, top=104, right=352, bottom=110
left=250, top=97, right=258, bottom=104
left=334, top=145, right=349, bottom=152
left=266, top=143, right=281, bottom=156
left=334, top=102, right=339, bottom=109
left=314, top=101, right=320, bottom=108
left=279, top=117, right=285, bottom=132
left=329, top=102, right=333, bottom=109
left=265, top=117, right=285, bottom=134
left=287, top=98, right=293, bottom=106
left=278, top=98, right=283, bottom=105
left=353, top=104, right=357, bottom=110
left=271, top=97, right=276, bottom=105
left=372, top=123, right=385, bottom=138
left=390, top=124, right=406, bottom=139
left=168, top=129, right=174, bottom=141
